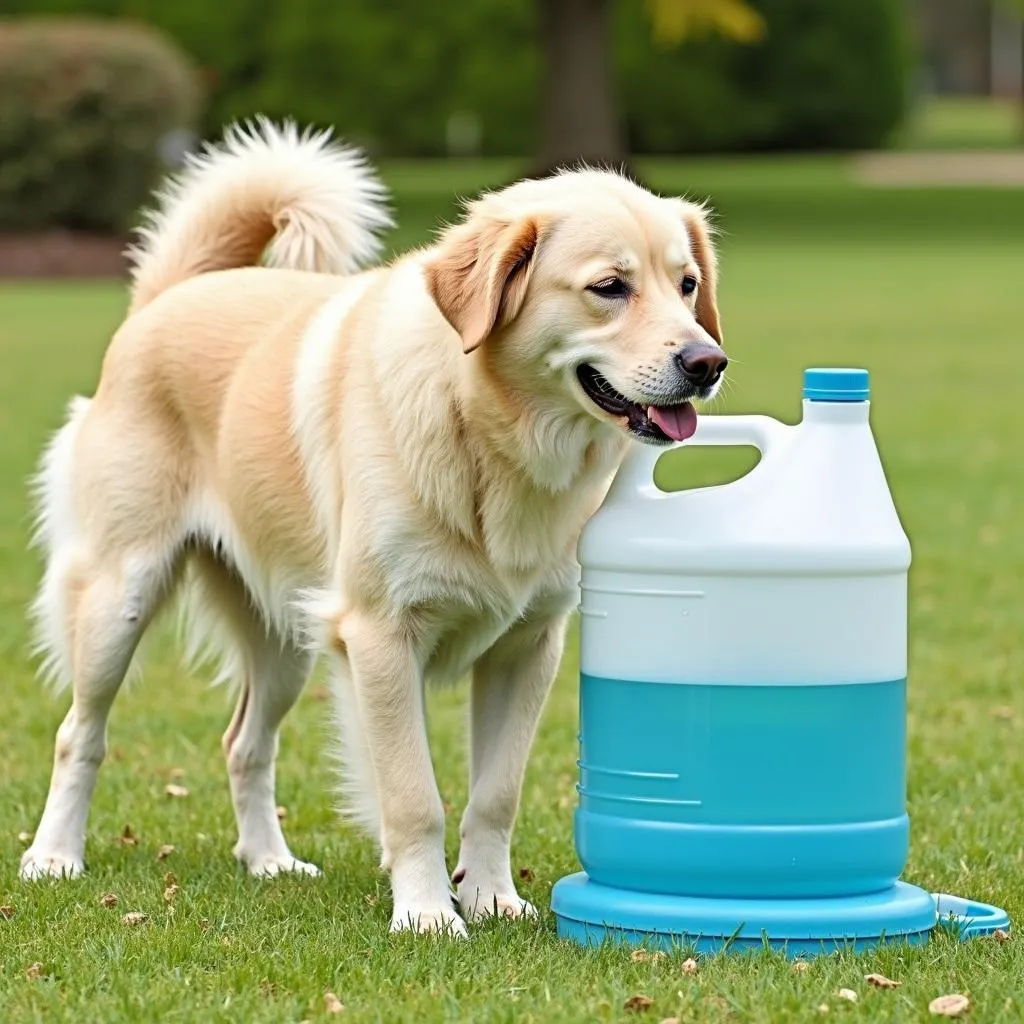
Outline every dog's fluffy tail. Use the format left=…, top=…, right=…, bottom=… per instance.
left=126, top=117, right=392, bottom=314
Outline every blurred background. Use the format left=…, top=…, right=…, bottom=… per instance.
left=0, top=0, right=1021, bottom=274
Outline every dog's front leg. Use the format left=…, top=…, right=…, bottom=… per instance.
left=340, top=612, right=465, bottom=937
left=454, top=612, right=569, bottom=922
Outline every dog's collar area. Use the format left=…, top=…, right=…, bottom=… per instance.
left=575, top=364, right=697, bottom=443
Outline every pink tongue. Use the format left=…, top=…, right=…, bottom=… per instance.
left=647, top=403, right=698, bottom=441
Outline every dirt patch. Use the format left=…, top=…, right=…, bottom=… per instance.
left=854, top=150, right=1024, bottom=187
left=0, top=231, right=129, bottom=278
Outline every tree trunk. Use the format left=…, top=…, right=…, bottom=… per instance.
left=535, top=0, right=627, bottom=175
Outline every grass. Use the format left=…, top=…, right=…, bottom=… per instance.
left=894, top=96, right=1023, bottom=151
left=1, top=159, right=1024, bottom=1022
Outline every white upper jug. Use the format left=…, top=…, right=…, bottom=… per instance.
left=578, top=367, right=912, bottom=688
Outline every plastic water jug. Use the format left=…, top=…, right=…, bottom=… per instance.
left=551, top=368, right=1008, bottom=954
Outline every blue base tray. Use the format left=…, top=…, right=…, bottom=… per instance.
left=551, top=872, right=1009, bottom=957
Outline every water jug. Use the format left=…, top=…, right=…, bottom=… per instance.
left=551, top=368, right=1008, bottom=954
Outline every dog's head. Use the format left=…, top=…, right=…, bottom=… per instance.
left=423, top=170, right=726, bottom=446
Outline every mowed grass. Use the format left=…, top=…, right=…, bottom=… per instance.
left=1, top=159, right=1024, bottom=1022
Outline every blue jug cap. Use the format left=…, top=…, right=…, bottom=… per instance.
left=803, top=367, right=870, bottom=402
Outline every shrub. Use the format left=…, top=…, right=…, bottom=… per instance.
left=0, top=17, right=200, bottom=233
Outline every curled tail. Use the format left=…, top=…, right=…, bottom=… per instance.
left=126, top=117, right=392, bottom=313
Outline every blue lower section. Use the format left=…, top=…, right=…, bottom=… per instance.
left=550, top=874, right=1010, bottom=956
left=576, top=675, right=908, bottom=898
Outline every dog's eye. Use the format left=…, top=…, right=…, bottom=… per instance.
left=681, top=275, right=699, bottom=297
left=587, top=278, right=630, bottom=299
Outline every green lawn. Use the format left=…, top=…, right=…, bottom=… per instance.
left=1, top=160, right=1023, bottom=1022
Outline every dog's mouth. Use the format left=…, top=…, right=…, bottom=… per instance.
left=576, top=364, right=697, bottom=444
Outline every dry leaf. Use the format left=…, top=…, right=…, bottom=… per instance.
left=17, top=831, right=33, bottom=845
left=25, top=962, right=44, bottom=980
left=165, top=784, right=189, bottom=799
left=992, top=928, right=1010, bottom=944
left=837, top=989, right=858, bottom=1003
left=518, top=867, right=535, bottom=882
left=363, top=893, right=378, bottom=907
left=119, top=825, right=138, bottom=846
left=164, top=872, right=177, bottom=887
left=163, top=884, right=181, bottom=903
left=624, top=994, right=654, bottom=1013
left=681, top=957, right=699, bottom=975
left=865, top=973, right=902, bottom=989
left=817, top=1005, right=829, bottom=1014
left=157, top=844, right=175, bottom=861
left=0, top=905, right=14, bottom=919
left=792, top=960, right=809, bottom=973
left=631, top=949, right=649, bottom=963
left=198, top=918, right=210, bottom=931
left=324, top=992, right=344, bottom=1014
left=276, top=805, right=288, bottom=820
left=122, top=911, right=149, bottom=927
left=929, top=994, right=970, bottom=1017
left=99, top=892, right=119, bottom=908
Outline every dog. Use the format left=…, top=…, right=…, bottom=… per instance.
left=20, top=119, right=726, bottom=935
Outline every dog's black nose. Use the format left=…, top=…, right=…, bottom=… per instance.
left=676, top=343, right=728, bottom=387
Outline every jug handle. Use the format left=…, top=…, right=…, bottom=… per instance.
left=609, top=414, right=791, bottom=499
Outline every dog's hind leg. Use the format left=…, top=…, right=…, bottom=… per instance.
left=21, top=549, right=178, bottom=879
left=22, top=398, right=187, bottom=880
left=188, top=554, right=319, bottom=876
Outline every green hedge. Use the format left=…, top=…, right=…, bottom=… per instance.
left=0, top=17, right=199, bottom=233
left=1, top=1, right=907, bottom=160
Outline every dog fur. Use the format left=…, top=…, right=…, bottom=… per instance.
left=21, top=119, right=726, bottom=935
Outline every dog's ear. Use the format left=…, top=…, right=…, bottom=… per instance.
left=679, top=202, right=723, bottom=345
left=424, top=214, right=541, bottom=354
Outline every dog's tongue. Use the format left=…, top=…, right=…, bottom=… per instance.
left=647, top=402, right=698, bottom=442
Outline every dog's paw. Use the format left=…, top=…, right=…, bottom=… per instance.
left=389, top=904, right=468, bottom=938
left=243, top=854, right=322, bottom=878
left=20, top=849, right=84, bottom=881
left=458, top=884, right=538, bottom=923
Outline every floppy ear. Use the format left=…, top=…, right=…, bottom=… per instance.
left=680, top=203, right=723, bottom=345
left=423, top=214, right=541, bottom=354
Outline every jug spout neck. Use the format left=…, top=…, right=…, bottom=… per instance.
left=802, top=399, right=871, bottom=425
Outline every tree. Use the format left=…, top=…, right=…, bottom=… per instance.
left=536, top=0, right=763, bottom=171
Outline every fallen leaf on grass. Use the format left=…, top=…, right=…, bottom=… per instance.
left=169, top=767, right=186, bottom=780
left=99, top=893, right=118, bottom=908
left=992, top=928, right=1010, bottom=944
left=865, top=973, right=902, bottom=989
left=122, top=912, right=148, bottom=927
left=0, top=905, right=14, bottom=919
left=198, top=918, right=210, bottom=931
left=164, top=872, right=177, bottom=887
left=157, top=844, right=175, bottom=861
left=624, top=994, right=654, bottom=1012
left=991, top=706, right=1015, bottom=720
left=792, top=960, right=809, bottom=973
left=165, top=784, right=189, bottom=799
left=163, top=884, right=181, bottom=903
left=630, top=949, right=666, bottom=963
left=324, top=992, right=344, bottom=1014
left=837, top=989, right=858, bottom=1003
left=119, top=825, right=138, bottom=846
left=681, top=958, right=699, bottom=975
left=518, top=867, right=535, bottom=882
left=276, top=806, right=288, bottom=820
left=25, top=962, right=44, bottom=980
left=817, top=1005, right=829, bottom=1014
left=929, top=994, right=970, bottom=1017
left=17, top=831, right=33, bottom=845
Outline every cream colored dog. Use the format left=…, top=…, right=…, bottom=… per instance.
left=21, top=120, right=727, bottom=935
